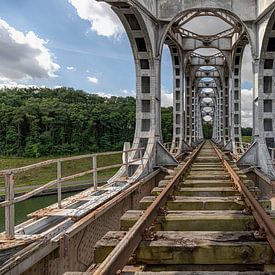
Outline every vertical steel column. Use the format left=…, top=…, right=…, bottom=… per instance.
left=57, top=160, right=62, bottom=209
left=93, top=155, right=98, bottom=190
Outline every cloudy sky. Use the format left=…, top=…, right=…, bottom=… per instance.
left=0, top=0, right=253, bottom=126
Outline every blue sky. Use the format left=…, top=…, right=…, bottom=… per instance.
left=0, top=0, right=253, bottom=125
left=0, top=0, right=173, bottom=98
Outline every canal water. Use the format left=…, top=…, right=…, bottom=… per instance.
left=0, top=191, right=78, bottom=232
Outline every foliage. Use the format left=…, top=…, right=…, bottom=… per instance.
left=203, top=123, right=213, bottom=139
left=0, top=87, right=172, bottom=157
left=241, top=127, right=252, bottom=136
left=161, top=106, right=173, bottom=143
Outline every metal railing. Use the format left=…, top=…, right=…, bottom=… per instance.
left=269, top=147, right=275, bottom=165
left=164, top=142, right=180, bottom=153
left=213, top=141, right=275, bottom=254
left=0, top=147, right=144, bottom=239
left=163, top=142, right=172, bottom=151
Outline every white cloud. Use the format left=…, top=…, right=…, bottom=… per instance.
left=122, top=89, right=135, bottom=96
left=66, top=66, right=75, bottom=71
left=91, top=89, right=134, bottom=98
left=161, top=88, right=173, bottom=107
left=0, top=78, right=37, bottom=89
left=68, top=0, right=124, bottom=37
left=241, top=88, right=253, bottom=127
left=87, top=76, right=99, bottom=84
left=93, top=91, right=113, bottom=98
left=0, top=19, right=60, bottom=80
left=0, top=83, right=36, bottom=90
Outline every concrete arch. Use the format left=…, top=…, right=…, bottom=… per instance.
left=230, top=36, right=250, bottom=151
left=257, top=7, right=275, bottom=149
left=108, top=4, right=172, bottom=182
left=183, top=48, right=231, bottom=72
left=164, top=41, right=185, bottom=154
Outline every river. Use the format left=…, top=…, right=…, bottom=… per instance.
left=0, top=191, right=79, bottom=232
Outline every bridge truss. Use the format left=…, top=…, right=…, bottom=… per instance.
left=98, top=0, right=275, bottom=181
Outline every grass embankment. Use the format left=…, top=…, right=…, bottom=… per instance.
left=0, top=153, right=122, bottom=195
left=242, top=136, right=252, bottom=143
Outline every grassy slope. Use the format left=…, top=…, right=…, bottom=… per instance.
left=242, top=136, right=252, bottom=143
left=0, top=154, right=122, bottom=193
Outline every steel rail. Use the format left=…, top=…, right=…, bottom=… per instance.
left=211, top=141, right=275, bottom=252
left=93, top=141, right=205, bottom=275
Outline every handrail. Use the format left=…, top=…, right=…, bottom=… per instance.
left=0, top=147, right=145, bottom=239
left=233, top=141, right=252, bottom=158
left=0, top=151, right=122, bottom=175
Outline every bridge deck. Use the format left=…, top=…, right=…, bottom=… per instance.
left=1, top=141, right=275, bottom=274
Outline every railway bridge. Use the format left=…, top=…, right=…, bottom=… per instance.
left=2, top=0, right=275, bottom=274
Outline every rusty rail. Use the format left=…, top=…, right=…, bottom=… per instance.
left=92, top=141, right=205, bottom=275
left=0, top=147, right=145, bottom=239
left=211, top=141, right=275, bottom=252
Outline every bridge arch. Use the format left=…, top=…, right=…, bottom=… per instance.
left=164, top=40, right=185, bottom=154
left=99, top=1, right=275, bottom=178
left=257, top=7, right=275, bottom=150
left=157, top=7, right=255, bottom=58
left=108, top=4, right=165, bottom=181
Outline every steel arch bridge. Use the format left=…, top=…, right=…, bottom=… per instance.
left=100, top=0, right=275, bottom=181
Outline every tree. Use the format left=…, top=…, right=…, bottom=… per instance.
left=0, top=87, right=173, bottom=157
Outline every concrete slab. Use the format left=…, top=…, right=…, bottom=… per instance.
left=138, top=196, right=245, bottom=211
left=120, top=210, right=258, bottom=231
left=95, top=231, right=273, bottom=265
left=151, top=187, right=238, bottom=197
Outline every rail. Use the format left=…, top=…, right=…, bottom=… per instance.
left=212, top=141, right=275, bottom=253
left=0, top=147, right=144, bottom=239
left=234, top=141, right=251, bottom=154
left=93, top=141, right=205, bottom=275
left=164, top=141, right=180, bottom=153
left=163, top=142, right=172, bottom=151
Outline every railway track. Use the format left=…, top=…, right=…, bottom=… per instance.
left=91, top=140, right=275, bottom=274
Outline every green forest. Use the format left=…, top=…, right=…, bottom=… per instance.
left=0, top=87, right=252, bottom=158
left=0, top=87, right=172, bottom=157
